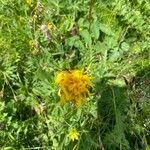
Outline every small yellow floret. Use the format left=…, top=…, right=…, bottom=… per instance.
left=68, top=128, right=80, bottom=141
left=47, top=22, right=53, bottom=30
left=26, top=0, right=32, bottom=5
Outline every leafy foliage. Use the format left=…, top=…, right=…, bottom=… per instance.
left=0, top=0, right=149, bottom=149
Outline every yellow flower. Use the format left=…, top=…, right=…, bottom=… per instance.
left=26, top=0, right=32, bottom=5
left=68, top=128, right=80, bottom=141
left=55, top=69, right=92, bottom=107
left=47, top=22, right=53, bottom=30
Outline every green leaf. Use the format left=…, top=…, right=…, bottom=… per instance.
left=67, top=36, right=79, bottom=47
left=94, top=41, right=106, bottom=53
left=74, top=40, right=85, bottom=50
left=109, top=48, right=121, bottom=61
left=99, top=23, right=112, bottom=35
left=80, top=29, right=92, bottom=46
left=121, top=42, right=130, bottom=52
left=91, top=21, right=100, bottom=39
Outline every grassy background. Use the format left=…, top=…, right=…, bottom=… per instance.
left=0, top=0, right=150, bottom=149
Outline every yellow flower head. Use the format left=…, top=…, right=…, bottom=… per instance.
left=55, top=69, right=92, bottom=107
left=47, top=22, right=53, bottom=30
left=26, top=0, right=32, bottom=5
left=68, top=128, right=80, bottom=141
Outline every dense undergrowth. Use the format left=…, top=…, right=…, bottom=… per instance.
left=0, top=0, right=150, bottom=149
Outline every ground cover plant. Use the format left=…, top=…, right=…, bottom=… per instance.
left=0, top=0, right=150, bottom=149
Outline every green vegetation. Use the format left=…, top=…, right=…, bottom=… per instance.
left=0, top=0, right=149, bottom=149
